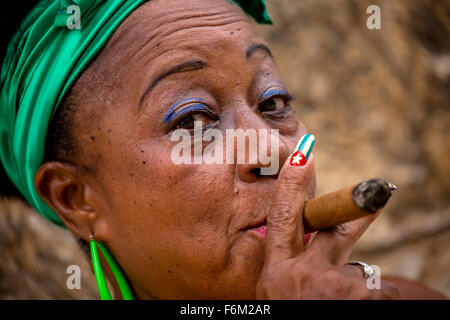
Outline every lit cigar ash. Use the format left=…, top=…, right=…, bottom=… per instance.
left=352, top=178, right=397, bottom=213
left=303, top=178, right=397, bottom=232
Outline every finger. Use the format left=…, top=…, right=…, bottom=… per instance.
left=339, top=266, right=399, bottom=299
left=379, top=280, right=400, bottom=299
left=265, top=133, right=316, bottom=265
left=308, top=211, right=381, bottom=265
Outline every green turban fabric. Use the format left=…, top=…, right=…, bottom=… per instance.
left=0, top=0, right=272, bottom=227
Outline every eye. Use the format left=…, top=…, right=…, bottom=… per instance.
left=258, top=89, right=293, bottom=114
left=165, top=100, right=219, bottom=132
left=258, top=96, right=288, bottom=113
left=175, top=113, right=217, bottom=130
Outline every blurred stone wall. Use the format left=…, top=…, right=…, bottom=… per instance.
left=1, top=0, right=449, bottom=299
left=0, top=199, right=97, bottom=299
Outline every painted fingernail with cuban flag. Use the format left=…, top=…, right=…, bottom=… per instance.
left=290, top=133, right=315, bottom=166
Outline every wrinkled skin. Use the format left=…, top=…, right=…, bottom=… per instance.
left=34, top=0, right=446, bottom=299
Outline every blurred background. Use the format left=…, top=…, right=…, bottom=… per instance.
left=1, top=0, right=449, bottom=298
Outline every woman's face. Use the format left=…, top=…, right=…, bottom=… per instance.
left=49, top=0, right=316, bottom=299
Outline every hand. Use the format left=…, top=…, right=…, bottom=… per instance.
left=256, top=154, right=400, bottom=299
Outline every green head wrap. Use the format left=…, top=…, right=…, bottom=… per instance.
left=0, top=0, right=272, bottom=227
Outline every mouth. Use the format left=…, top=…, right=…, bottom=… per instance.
left=243, top=217, right=267, bottom=238
left=253, top=224, right=267, bottom=238
left=244, top=218, right=313, bottom=245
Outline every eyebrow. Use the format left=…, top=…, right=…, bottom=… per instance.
left=246, top=43, right=273, bottom=59
left=139, top=59, right=207, bottom=107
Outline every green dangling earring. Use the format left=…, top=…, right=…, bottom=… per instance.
left=89, top=235, right=135, bottom=300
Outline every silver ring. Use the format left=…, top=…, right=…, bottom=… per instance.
left=346, top=261, right=375, bottom=279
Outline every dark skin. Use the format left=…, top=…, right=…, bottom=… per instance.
left=34, top=0, right=446, bottom=299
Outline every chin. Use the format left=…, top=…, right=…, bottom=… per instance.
left=217, top=240, right=265, bottom=297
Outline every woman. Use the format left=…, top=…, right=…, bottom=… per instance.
left=0, top=0, right=445, bottom=299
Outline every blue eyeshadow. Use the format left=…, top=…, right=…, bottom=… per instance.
left=164, top=98, right=203, bottom=123
left=164, top=103, right=206, bottom=123
left=261, top=89, right=289, bottom=100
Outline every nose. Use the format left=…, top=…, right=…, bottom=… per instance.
left=233, top=109, right=292, bottom=183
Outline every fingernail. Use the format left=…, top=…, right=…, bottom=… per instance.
left=290, top=133, right=315, bottom=166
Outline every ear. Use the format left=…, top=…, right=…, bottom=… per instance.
left=34, top=161, right=107, bottom=241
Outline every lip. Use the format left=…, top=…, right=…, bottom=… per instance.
left=254, top=225, right=267, bottom=238
left=303, top=232, right=312, bottom=245
left=246, top=222, right=313, bottom=246
left=240, top=215, right=267, bottom=241
left=245, top=217, right=267, bottom=230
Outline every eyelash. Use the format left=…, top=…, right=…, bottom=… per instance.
left=165, top=104, right=208, bottom=123
left=167, top=103, right=219, bottom=131
left=258, top=90, right=293, bottom=114
left=167, top=90, right=293, bottom=131
left=260, top=89, right=292, bottom=101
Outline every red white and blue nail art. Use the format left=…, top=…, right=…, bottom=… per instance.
left=290, top=133, right=315, bottom=166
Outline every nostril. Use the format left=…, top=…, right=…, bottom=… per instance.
left=250, top=167, right=280, bottom=179
left=250, top=168, right=262, bottom=176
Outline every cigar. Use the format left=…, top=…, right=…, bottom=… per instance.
left=303, top=178, right=397, bottom=232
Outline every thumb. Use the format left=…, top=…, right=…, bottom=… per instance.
left=265, top=133, right=316, bottom=265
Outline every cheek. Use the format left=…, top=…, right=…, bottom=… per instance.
left=98, top=138, right=238, bottom=275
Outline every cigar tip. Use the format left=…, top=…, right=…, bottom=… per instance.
left=352, top=178, right=395, bottom=213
